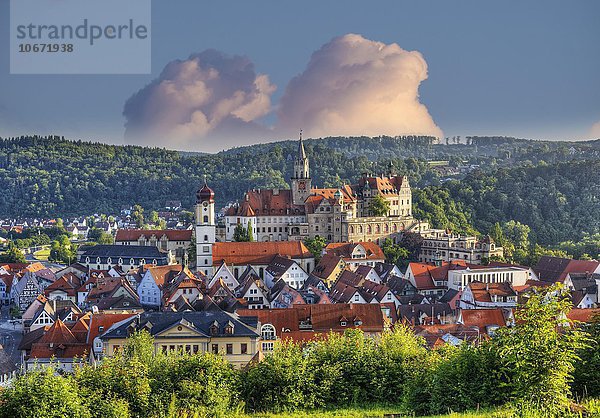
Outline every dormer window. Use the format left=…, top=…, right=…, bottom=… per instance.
left=354, top=319, right=363, bottom=326
left=340, top=320, right=347, bottom=327
left=224, top=322, right=234, bottom=335
left=210, top=322, right=219, bottom=336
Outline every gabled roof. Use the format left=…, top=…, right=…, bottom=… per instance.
left=534, top=256, right=599, bottom=283
left=115, top=229, right=193, bottom=242
left=374, top=262, right=400, bottom=281
left=459, top=308, right=507, bottom=333
left=101, top=311, right=259, bottom=340
left=38, top=319, right=78, bottom=345
left=466, top=282, right=516, bottom=302
left=325, top=242, right=385, bottom=261
left=312, top=254, right=345, bottom=279
left=387, top=275, right=417, bottom=295
left=87, top=313, right=137, bottom=344
left=265, top=256, right=297, bottom=279
left=399, top=303, right=453, bottom=325
left=237, top=304, right=385, bottom=339
left=213, top=241, right=313, bottom=266
left=44, top=274, right=80, bottom=297
left=407, top=260, right=468, bottom=290
left=79, top=244, right=168, bottom=259
left=145, top=265, right=184, bottom=288
left=567, top=308, right=600, bottom=323
left=227, top=189, right=305, bottom=217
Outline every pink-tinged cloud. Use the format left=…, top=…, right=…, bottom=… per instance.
left=277, top=34, right=442, bottom=139
left=590, top=120, right=600, bottom=138
left=123, top=49, right=275, bottom=151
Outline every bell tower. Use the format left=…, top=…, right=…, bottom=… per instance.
left=291, top=130, right=311, bottom=205
left=195, top=176, right=215, bottom=277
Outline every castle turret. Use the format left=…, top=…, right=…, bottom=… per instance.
left=195, top=177, right=215, bottom=277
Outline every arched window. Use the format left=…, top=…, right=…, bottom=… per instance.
left=203, top=215, right=209, bottom=223
left=384, top=224, right=389, bottom=233
left=375, top=225, right=381, bottom=233
left=349, top=226, right=354, bottom=234
left=204, top=235, right=208, bottom=242
left=367, top=225, right=372, bottom=234
left=358, top=226, right=363, bottom=234
left=261, top=324, right=276, bottom=340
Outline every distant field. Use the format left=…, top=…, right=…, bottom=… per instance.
left=33, top=248, right=50, bottom=261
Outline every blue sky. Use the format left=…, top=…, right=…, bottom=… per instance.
left=0, top=0, right=599, bottom=151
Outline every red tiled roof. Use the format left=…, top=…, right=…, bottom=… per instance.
left=38, top=319, right=78, bottom=345
left=408, top=260, right=468, bottom=290
left=229, top=189, right=305, bottom=217
left=460, top=309, right=507, bottom=333
left=567, top=308, right=600, bottom=323
left=213, top=241, right=313, bottom=266
left=312, top=254, right=344, bottom=279
left=44, top=275, right=80, bottom=297
left=146, top=265, right=184, bottom=288
left=325, top=242, right=385, bottom=261
left=115, top=229, right=192, bottom=242
left=87, top=313, right=137, bottom=344
left=238, top=304, right=385, bottom=340
left=534, top=256, right=599, bottom=283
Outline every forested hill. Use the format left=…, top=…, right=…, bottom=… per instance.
left=0, top=135, right=598, bottom=246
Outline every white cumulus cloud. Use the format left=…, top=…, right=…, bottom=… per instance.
left=123, top=49, right=275, bottom=151
left=277, top=34, right=442, bottom=139
left=123, top=35, right=442, bottom=151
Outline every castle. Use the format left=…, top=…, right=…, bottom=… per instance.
left=224, top=135, right=428, bottom=244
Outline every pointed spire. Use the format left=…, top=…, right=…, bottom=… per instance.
left=298, top=130, right=307, bottom=160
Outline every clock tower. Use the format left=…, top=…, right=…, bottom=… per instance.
left=195, top=177, right=215, bottom=277
left=291, top=131, right=311, bottom=205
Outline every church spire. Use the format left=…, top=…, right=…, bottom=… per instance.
left=298, top=130, right=307, bottom=160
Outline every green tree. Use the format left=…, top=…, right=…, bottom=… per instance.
left=0, top=242, right=26, bottom=263
left=97, top=232, right=114, bottom=244
left=304, top=236, right=327, bottom=262
left=233, top=223, right=250, bottom=242
left=0, top=367, right=91, bottom=418
left=149, top=210, right=159, bottom=225
left=187, top=235, right=196, bottom=264
left=572, top=313, right=600, bottom=399
left=247, top=220, right=254, bottom=242
left=132, top=205, right=144, bottom=228
left=369, top=194, right=390, bottom=216
left=494, top=284, right=587, bottom=413
left=380, top=238, right=409, bottom=267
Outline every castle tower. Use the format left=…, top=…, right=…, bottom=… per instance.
left=291, top=131, right=311, bottom=205
left=195, top=177, right=216, bottom=277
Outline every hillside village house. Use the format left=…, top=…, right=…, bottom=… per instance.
left=447, top=266, right=529, bottom=291
left=419, top=230, right=503, bottom=265
left=324, top=242, right=386, bottom=269
left=459, top=282, right=518, bottom=310
left=237, top=304, right=386, bottom=352
left=101, top=311, right=260, bottom=368
left=534, top=256, right=600, bottom=283
left=77, top=245, right=172, bottom=270
left=212, top=241, right=315, bottom=279
left=115, top=229, right=193, bottom=264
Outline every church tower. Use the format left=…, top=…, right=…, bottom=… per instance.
left=195, top=177, right=216, bottom=277
left=291, top=131, right=311, bottom=205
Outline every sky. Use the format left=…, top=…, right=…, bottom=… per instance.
left=0, top=0, right=599, bottom=152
